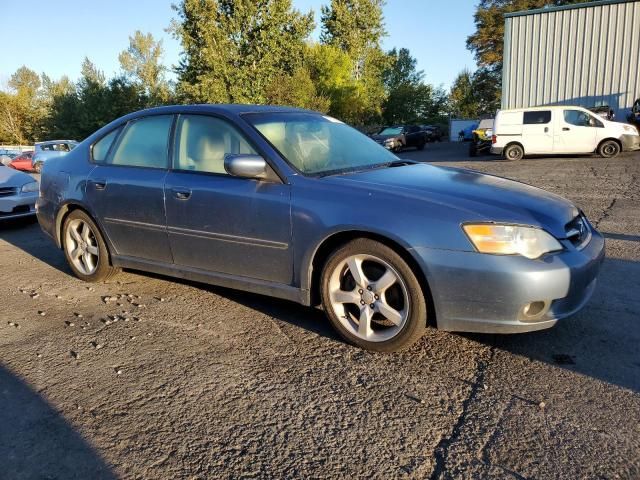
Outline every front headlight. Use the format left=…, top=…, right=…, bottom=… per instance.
left=463, top=224, right=563, bottom=259
left=21, top=181, right=39, bottom=193
left=384, top=138, right=394, bottom=145
left=623, top=124, right=638, bottom=134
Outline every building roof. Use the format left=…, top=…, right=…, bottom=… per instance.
left=505, top=0, right=637, bottom=18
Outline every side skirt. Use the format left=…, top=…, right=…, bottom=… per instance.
left=111, top=255, right=310, bottom=305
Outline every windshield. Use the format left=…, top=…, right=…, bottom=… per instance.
left=244, top=113, right=398, bottom=175
left=378, top=127, right=403, bottom=136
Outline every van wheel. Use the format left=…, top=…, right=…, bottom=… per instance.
left=598, top=140, right=620, bottom=158
left=504, top=144, right=524, bottom=161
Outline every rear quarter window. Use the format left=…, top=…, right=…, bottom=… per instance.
left=523, top=111, right=551, bottom=124
left=92, top=128, right=121, bottom=163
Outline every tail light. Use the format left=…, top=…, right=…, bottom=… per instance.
left=491, top=135, right=497, bottom=144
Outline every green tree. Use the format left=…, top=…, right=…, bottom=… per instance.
left=119, top=31, right=170, bottom=105
left=449, top=69, right=479, bottom=118
left=319, top=0, right=389, bottom=124
left=172, top=0, right=314, bottom=104
left=265, top=67, right=330, bottom=112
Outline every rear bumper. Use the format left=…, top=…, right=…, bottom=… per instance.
left=620, top=134, right=640, bottom=151
left=0, top=193, right=37, bottom=221
left=410, top=229, right=605, bottom=334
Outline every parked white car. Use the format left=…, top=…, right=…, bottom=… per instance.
left=491, top=106, right=640, bottom=160
left=0, top=164, right=39, bottom=220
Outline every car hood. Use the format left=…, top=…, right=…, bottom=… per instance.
left=0, top=166, right=34, bottom=188
left=325, top=163, right=579, bottom=238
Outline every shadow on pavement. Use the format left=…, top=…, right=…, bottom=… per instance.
left=466, top=257, right=640, bottom=393
left=0, top=364, right=116, bottom=479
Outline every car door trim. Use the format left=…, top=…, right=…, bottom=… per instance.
left=103, top=217, right=166, bottom=232
left=167, top=225, right=289, bottom=249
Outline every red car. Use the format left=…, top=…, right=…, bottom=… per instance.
left=9, top=151, right=35, bottom=172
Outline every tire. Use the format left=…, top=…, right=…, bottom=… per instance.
left=417, top=141, right=425, bottom=151
left=597, top=139, right=621, bottom=158
left=393, top=144, right=403, bottom=153
left=62, top=210, right=118, bottom=282
left=320, top=239, right=428, bottom=352
left=504, top=143, right=524, bottom=161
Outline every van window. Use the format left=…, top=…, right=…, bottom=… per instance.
left=564, top=110, right=602, bottom=128
left=523, top=111, right=551, bottom=124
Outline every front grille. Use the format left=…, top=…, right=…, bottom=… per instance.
left=565, top=215, right=591, bottom=249
left=0, top=187, right=18, bottom=197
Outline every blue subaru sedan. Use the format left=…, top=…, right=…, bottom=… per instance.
left=36, top=105, right=605, bottom=351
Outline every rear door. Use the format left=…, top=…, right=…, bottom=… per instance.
left=521, top=110, right=553, bottom=153
left=164, top=114, right=292, bottom=284
left=86, top=115, right=174, bottom=263
left=554, top=109, right=599, bottom=153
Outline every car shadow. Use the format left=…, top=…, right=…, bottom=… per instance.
left=0, top=363, right=116, bottom=479
left=459, top=257, right=640, bottom=393
left=3, top=222, right=639, bottom=392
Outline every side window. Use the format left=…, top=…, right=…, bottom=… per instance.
left=173, top=115, right=257, bottom=174
left=523, top=110, right=551, bottom=124
left=92, top=128, right=121, bottom=163
left=564, top=110, right=593, bottom=127
left=109, top=115, right=173, bottom=168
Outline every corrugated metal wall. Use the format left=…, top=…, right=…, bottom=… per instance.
left=502, top=0, right=640, bottom=118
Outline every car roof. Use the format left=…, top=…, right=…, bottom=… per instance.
left=128, top=104, right=317, bottom=117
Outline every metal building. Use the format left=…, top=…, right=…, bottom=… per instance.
left=502, top=0, right=640, bottom=119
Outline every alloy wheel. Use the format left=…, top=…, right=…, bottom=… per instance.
left=327, top=254, right=410, bottom=342
left=65, top=218, right=100, bottom=275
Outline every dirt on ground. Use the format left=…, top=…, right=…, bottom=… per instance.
left=1, top=145, right=639, bottom=479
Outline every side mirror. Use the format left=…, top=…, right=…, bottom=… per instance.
left=224, top=154, right=269, bottom=180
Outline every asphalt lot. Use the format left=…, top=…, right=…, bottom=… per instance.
left=1, top=143, right=639, bottom=479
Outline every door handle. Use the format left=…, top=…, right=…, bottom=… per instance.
left=544, top=127, right=549, bottom=133
left=92, top=179, right=107, bottom=190
left=562, top=127, right=570, bottom=131
left=172, top=188, right=192, bottom=200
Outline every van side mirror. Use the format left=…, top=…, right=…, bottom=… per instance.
left=224, top=154, right=269, bottom=180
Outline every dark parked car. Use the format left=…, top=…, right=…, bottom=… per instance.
left=421, top=125, right=443, bottom=142
left=38, top=105, right=605, bottom=352
left=371, top=125, right=427, bottom=152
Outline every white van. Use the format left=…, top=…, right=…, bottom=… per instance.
left=491, top=106, right=640, bottom=160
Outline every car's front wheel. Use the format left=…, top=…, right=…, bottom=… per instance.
left=320, top=239, right=427, bottom=352
left=62, top=210, right=118, bottom=282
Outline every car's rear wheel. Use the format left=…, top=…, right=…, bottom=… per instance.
left=320, top=239, right=427, bottom=352
left=598, top=139, right=620, bottom=158
left=504, top=143, right=524, bottom=161
left=62, top=210, right=118, bottom=282
left=417, top=141, right=426, bottom=151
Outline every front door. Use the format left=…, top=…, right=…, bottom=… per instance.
left=164, top=114, right=292, bottom=284
left=554, top=109, right=599, bottom=154
left=86, top=115, right=174, bottom=263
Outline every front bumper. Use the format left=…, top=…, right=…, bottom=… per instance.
left=490, top=146, right=503, bottom=155
left=620, top=134, right=640, bottom=151
left=0, top=192, right=38, bottom=220
left=410, top=229, right=605, bottom=333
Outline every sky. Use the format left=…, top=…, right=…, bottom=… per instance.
left=0, top=0, right=478, bottom=90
